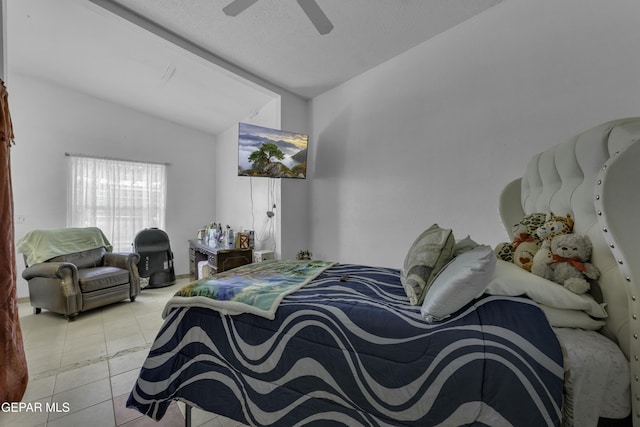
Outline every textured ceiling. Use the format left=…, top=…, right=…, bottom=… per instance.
left=7, top=0, right=277, bottom=135
left=7, top=0, right=504, bottom=135
left=106, top=0, right=504, bottom=99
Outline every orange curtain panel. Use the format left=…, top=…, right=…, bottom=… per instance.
left=0, top=79, right=28, bottom=402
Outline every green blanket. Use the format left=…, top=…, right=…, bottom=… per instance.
left=163, top=259, right=335, bottom=320
left=18, top=227, right=112, bottom=265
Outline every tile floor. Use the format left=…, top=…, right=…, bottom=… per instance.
left=1, top=278, right=246, bottom=427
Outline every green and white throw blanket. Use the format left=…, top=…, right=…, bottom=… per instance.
left=18, top=227, right=113, bottom=265
left=162, top=259, right=335, bottom=320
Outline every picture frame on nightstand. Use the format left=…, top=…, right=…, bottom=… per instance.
left=238, top=232, right=250, bottom=249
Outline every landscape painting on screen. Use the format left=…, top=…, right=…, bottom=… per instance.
left=238, top=123, right=308, bottom=179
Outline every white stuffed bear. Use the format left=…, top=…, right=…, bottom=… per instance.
left=533, top=233, right=600, bottom=294
left=530, top=213, right=575, bottom=279
left=530, top=239, right=554, bottom=279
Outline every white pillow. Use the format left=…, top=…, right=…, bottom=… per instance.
left=421, top=245, right=496, bottom=322
left=538, top=304, right=606, bottom=330
left=485, top=260, right=608, bottom=318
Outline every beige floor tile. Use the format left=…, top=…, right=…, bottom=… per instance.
left=25, top=350, right=63, bottom=376
left=104, top=323, right=143, bottom=341
left=66, top=310, right=104, bottom=331
left=24, top=311, right=72, bottom=327
left=68, top=317, right=102, bottom=331
left=187, top=406, right=219, bottom=426
left=16, top=278, right=192, bottom=426
left=46, top=400, right=115, bottom=427
left=53, top=361, right=110, bottom=394
left=106, top=315, right=139, bottom=331
left=102, top=303, right=137, bottom=321
left=108, top=349, right=150, bottom=376
left=106, top=333, right=147, bottom=354
left=23, top=338, right=66, bottom=356
left=112, top=393, right=143, bottom=426
left=23, top=327, right=67, bottom=352
left=120, top=401, right=183, bottom=426
left=132, top=310, right=165, bottom=327
left=0, top=396, right=50, bottom=427
left=19, top=314, right=61, bottom=333
left=139, top=326, right=163, bottom=344
left=110, top=369, right=142, bottom=398
left=17, top=301, right=35, bottom=318
left=48, top=378, right=112, bottom=420
left=63, top=330, right=106, bottom=353
left=21, top=375, right=56, bottom=402
left=60, top=342, right=109, bottom=366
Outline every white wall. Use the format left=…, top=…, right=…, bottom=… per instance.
left=309, top=0, right=640, bottom=268
left=10, top=73, right=216, bottom=298
left=213, top=99, right=281, bottom=254
left=276, top=91, right=311, bottom=260
left=214, top=92, right=311, bottom=260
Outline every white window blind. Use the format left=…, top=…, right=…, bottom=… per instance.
left=66, top=154, right=167, bottom=252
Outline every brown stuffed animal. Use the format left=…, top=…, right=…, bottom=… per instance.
left=494, top=212, right=547, bottom=266
left=512, top=239, right=541, bottom=271
left=535, top=213, right=575, bottom=242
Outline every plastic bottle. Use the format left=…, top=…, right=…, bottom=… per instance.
left=227, top=226, right=234, bottom=248
left=203, top=224, right=210, bottom=242
left=216, top=224, right=223, bottom=245
left=209, top=222, right=217, bottom=243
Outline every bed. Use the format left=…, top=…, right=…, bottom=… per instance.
left=127, top=117, right=640, bottom=426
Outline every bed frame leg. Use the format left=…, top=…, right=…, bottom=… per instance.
left=185, top=403, right=192, bottom=427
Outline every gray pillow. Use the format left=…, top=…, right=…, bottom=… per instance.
left=452, top=235, right=479, bottom=256
left=421, top=245, right=496, bottom=322
left=401, top=224, right=455, bottom=305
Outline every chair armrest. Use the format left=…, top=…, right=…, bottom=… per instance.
left=22, top=262, right=81, bottom=305
left=103, top=252, right=140, bottom=270
left=22, top=262, right=77, bottom=281
left=104, top=252, right=141, bottom=297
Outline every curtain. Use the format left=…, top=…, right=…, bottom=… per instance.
left=0, top=80, right=28, bottom=402
left=67, top=155, right=166, bottom=252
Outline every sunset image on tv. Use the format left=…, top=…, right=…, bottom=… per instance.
left=238, top=123, right=308, bottom=179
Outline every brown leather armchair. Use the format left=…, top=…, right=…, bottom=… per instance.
left=19, top=228, right=141, bottom=320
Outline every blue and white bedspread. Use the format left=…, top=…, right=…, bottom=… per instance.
left=127, top=263, right=564, bottom=426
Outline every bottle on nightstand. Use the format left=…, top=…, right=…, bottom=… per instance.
left=227, top=227, right=234, bottom=248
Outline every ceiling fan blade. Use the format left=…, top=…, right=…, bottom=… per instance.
left=297, top=0, right=333, bottom=35
left=223, top=0, right=259, bottom=17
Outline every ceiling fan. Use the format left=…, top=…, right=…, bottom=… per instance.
left=223, top=0, right=334, bottom=35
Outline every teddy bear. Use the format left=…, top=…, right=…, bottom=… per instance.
left=494, top=212, right=547, bottom=265
left=530, top=213, right=575, bottom=277
left=512, top=239, right=541, bottom=271
left=532, top=233, right=600, bottom=294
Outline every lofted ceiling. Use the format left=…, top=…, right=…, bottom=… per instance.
left=7, top=0, right=504, bottom=136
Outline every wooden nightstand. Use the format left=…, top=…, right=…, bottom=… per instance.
left=189, top=240, right=253, bottom=280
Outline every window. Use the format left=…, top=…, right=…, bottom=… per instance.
left=67, top=154, right=166, bottom=252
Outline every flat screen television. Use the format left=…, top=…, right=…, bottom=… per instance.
left=237, top=123, right=308, bottom=179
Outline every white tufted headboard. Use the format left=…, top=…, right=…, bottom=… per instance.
left=498, top=117, right=640, bottom=423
